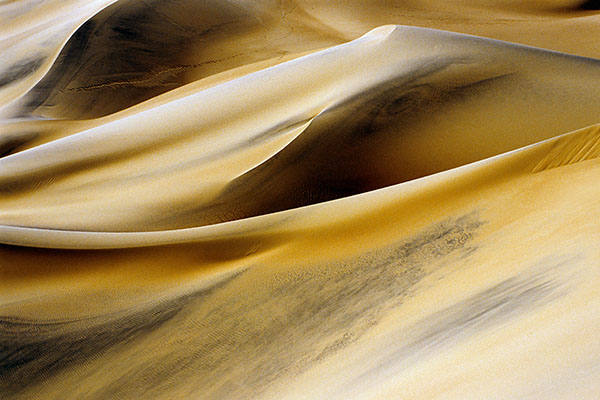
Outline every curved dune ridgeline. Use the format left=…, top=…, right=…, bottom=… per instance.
left=1, top=1, right=600, bottom=399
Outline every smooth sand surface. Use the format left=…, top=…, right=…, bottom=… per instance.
left=1, top=1, right=600, bottom=399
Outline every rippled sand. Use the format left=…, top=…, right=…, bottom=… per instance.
left=1, top=1, right=600, bottom=399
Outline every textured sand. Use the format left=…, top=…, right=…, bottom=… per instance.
left=1, top=1, right=600, bottom=399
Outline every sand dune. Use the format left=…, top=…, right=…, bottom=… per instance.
left=1, top=1, right=600, bottom=399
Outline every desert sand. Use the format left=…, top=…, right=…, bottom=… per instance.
left=1, top=1, right=600, bottom=399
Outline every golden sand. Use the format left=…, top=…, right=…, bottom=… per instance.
left=1, top=1, right=600, bottom=399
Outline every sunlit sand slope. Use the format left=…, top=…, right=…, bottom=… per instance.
left=2, top=25, right=600, bottom=231
left=1, top=1, right=600, bottom=399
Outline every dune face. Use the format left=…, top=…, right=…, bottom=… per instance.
left=1, top=1, right=600, bottom=399
left=13, top=0, right=345, bottom=119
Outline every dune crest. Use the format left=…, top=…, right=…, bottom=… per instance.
left=1, top=1, right=600, bottom=399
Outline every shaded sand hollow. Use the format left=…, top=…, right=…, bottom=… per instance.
left=1, top=1, right=600, bottom=399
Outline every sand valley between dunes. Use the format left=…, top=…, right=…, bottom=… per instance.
left=1, top=1, right=600, bottom=399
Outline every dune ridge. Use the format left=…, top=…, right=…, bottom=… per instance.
left=1, top=1, right=600, bottom=399
left=2, top=25, right=600, bottom=232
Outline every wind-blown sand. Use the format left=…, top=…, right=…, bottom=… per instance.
left=1, top=1, right=600, bottom=399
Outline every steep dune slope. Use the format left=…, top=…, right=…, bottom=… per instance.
left=1, top=26, right=600, bottom=231
left=2, top=122, right=600, bottom=399
left=1, top=1, right=600, bottom=399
